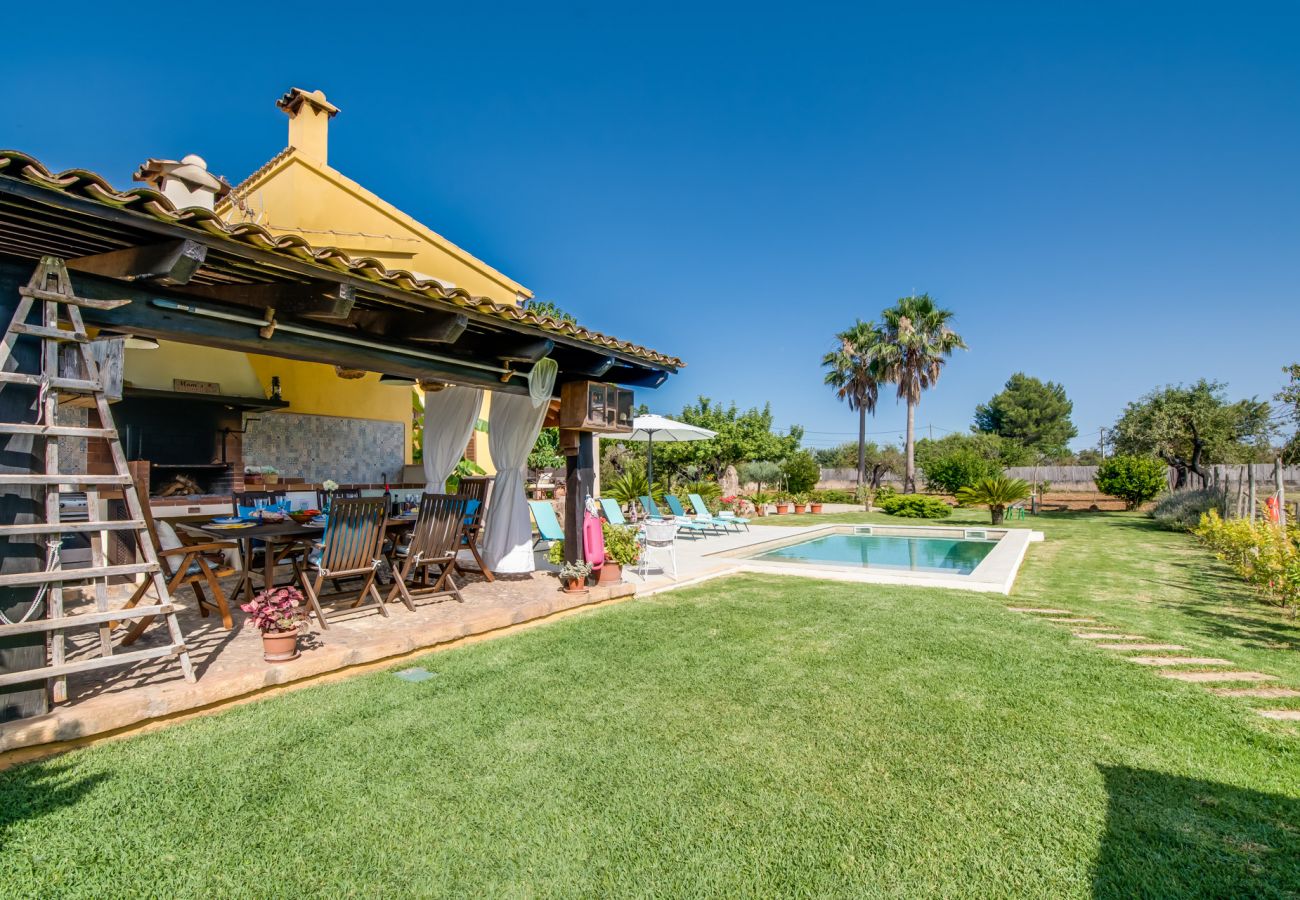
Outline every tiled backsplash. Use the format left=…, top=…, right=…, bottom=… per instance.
left=243, top=411, right=405, bottom=485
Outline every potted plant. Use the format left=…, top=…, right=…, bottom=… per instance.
left=775, top=492, right=792, bottom=516
left=240, top=586, right=308, bottom=663
left=809, top=492, right=824, bottom=514
left=792, top=492, right=810, bottom=514
left=745, top=491, right=772, bottom=517
left=600, top=522, right=640, bottom=584
left=558, top=560, right=593, bottom=593
left=246, top=465, right=280, bottom=486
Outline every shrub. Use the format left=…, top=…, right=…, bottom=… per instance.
left=782, top=451, right=821, bottom=494
left=738, top=460, right=783, bottom=492
left=601, top=522, right=641, bottom=566
left=1151, top=488, right=1223, bottom=531
left=879, top=493, right=952, bottom=519
left=677, top=480, right=721, bottom=511
left=922, top=449, right=1001, bottom=495
left=955, top=476, right=1031, bottom=525
left=1195, top=511, right=1300, bottom=616
left=1094, top=455, right=1168, bottom=509
left=812, top=488, right=855, bottom=504
left=604, top=470, right=666, bottom=506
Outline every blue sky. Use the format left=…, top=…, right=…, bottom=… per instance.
left=3, top=1, right=1297, bottom=452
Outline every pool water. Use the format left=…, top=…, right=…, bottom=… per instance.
left=754, top=533, right=996, bottom=575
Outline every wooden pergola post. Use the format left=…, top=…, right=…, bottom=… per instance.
left=563, top=431, right=595, bottom=564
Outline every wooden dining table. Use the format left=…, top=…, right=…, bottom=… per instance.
left=193, top=514, right=419, bottom=602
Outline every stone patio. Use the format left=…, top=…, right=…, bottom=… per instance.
left=0, top=559, right=635, bottom=757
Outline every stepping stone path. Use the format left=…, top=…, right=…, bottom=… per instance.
left=1127, top=656, right=1234, bottom=666
left=1160, top=671, right=1277, bottom=683
left=1210, top=687, right=1300, bottom=698
left=1095, top=643, right=1186, bottom=651
left=1005, top=606, right=1297, bottom=727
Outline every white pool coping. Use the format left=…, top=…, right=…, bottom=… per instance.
left=708, top=524, right=1044, bottom=594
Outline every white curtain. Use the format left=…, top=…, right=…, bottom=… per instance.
left=483, top=363, right=556, bottom=573
left=421, top=385, right=483, bottom=492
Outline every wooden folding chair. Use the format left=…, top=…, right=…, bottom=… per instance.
left=232, top=490, right=306, bottom=588
left=120, top=482, right=240, bottom=643
left=315, top=486, right=361, bottom=510
left=291, top=497, right=391, bottom=629
left=455, top=476, right=495, bottom=582
left=388, top=493, right=467, bottom=607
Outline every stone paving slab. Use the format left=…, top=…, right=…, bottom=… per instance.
left=1096, top=642, right=1187, bottom=651
left=1127, top=656, right=1233, bottom=666
left=1160, top=670, right=1277, bottom=683
left=1075, top=632, right=1147, bottom=640
left=1006, top=607, right=1071, bottom=614
left=1045, top=617, right=1098, bottom=624
left=1257, top=709, right=1300, bottom=721
left=1210, top=687, right=1300, bottom=698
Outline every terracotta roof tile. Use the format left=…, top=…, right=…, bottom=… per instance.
left=0, top=149, right=683, bottom=370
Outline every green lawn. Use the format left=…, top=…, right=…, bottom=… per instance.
left=2, top=512, right=1299, bottom=897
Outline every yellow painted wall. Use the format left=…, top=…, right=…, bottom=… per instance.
left=227, top=157, right=528, bottom=306
left=215, top=92, right=534, bottom=471
left=125, top=342, right=414, bottom=465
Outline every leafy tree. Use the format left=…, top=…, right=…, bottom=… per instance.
left=1277, top=364, right=1300, bottom=464
left=1072, top=448, right=1104, bottom=466
left=1094, top=455, right=1168, bottom=509
left=523, top=299, right=576, bottom=324
left=914, top=432, right=1033, bottom=472
left=738, top=460, right=783, bottom=493
left=956, top=476, right=1031, bottom=525
left=528, top=427, right=564, bottom=470
left=822, top=320, right=884, bottom=489
left=922, top=449, right=1001, bottom=495
left=1110, top=380, right=1273, bottom=489
left=625, top=398, right=803, bottom=481
left=875, top=294, right=967, bottom=492
left=813, top=442, right=902, bottom=488
left=782, top=451, right=821, bottom=494
left=973, top=373, right=1077, bottom=459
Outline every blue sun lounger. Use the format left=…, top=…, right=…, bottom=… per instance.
left=639, top=495, right=710, bottom=536
left=663, top=494, right=727, bottom=534
left=688, top=493, right=749, bottom=531
left=528, top=499, right=565, bottom=549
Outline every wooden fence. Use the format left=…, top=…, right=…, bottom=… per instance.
left=820, top=464, right=1300, bottom=492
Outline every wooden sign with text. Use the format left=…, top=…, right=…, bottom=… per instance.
left=173, top=378, right=220, bottom=395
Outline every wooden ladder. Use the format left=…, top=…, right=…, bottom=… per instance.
left=0, top=256, right=194, bottom=703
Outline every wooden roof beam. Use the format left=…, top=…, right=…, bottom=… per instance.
left=184, top=281, right=356, bottom=319
left=67, top=238, right=206, bottom=286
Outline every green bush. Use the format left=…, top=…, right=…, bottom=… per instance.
left=676, top=480, right=721, bottom=511
left=782, top=451, right=821, bottom=494
left=812, top=488, right=855, bottom=504
left=1094, top=455, right=1168, bottom=509
left=922, top=449, right=1001, bottom=494
left=1195, top=511, right=1300, bottom=615
left=879, top=493, right=952, bottom=519
left=601, top=522, right=641, bottom=566
left=1151, top=488, right=1223, bottom=531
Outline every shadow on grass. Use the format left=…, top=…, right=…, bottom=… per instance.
left=1094, top=765, right=1300, bottom=898
left=0, top=761, right=109, bottom=851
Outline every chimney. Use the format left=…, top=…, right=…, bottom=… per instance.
left=276, top=87, right=339, bottom=165
left=132, top=154, right=229, bottom=211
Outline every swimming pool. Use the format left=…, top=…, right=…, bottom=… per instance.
left=753, top=533, right=996, bottom=575
left=714, top=523, right=1044, bottom=593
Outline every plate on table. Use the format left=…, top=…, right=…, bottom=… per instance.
left=209, top=516, right=244, bottom=525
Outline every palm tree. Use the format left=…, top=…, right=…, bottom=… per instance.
left=822, top=320, right=884, bottom=493
left=876, top=294, right=966, bottom=492
left=956, top=476, right=1030, bottom=525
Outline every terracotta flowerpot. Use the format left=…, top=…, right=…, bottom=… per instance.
left=597, top=563, right=623, bottom=585
left=262, top=473, right=280, bottom=486
left=793, top=504, right=806, bottom=514
left=563, top=579, right=589, bottom=594
left=260, top=629, right=300, bottom=663
left=776, top=503, right=791, bottom=515
left=810, top=503, right=823, bottom=514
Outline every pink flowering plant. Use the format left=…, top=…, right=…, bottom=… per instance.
left=241, top=586, right=308, bottom=634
